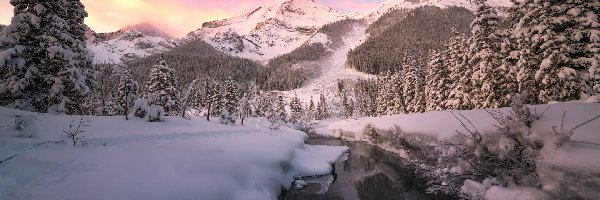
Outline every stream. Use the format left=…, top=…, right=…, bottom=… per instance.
left=280, top=135, right=458, bottom=200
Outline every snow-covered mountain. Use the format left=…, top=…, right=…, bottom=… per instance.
left=86, top=23, right=178, bottom=64
left=363, top=0, right=512, bottom=21
left=183, top=0, right=360, bottom=61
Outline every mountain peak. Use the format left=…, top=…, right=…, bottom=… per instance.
left=122, top=22, right=173, bottom=39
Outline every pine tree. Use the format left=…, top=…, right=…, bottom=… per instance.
left=203, top=81, right=216, bottom=121
left=308, top=96, right=316, bottom=120
left=511, top=0, right=598, bottom=103
left=0, top=0, right=97, bottom=114
left=0, top=0, right=43, bottom=110
left=211, top=82, right=224, bottom=118
left=425, top=50, right=450, bottom=112
left=446, top=30, right=473, bottom=110
left=274, top=95, right=287, bottom=123
left=390, top=72, right=405, bottom=114
left=289, top=94, right=303, bottom=124
left=403, top=56, right=425, bottom=113
left=43, top=0, right=96, bottom=114
left=238, top=93, right=252, bottom=125
left=316, top=94, right=329, bottom=120
left=147, top=57, right=181, bottom=116
left=376, top=71, right=395, bottom=115
left=467, top=0, right=505, bottom=109
left=117, top=68, right=139, bottom=118
left=220, top=77, right=239, bottom=125
left=341, top=94, right=355, bottom=119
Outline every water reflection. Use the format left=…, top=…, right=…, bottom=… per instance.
left=280, top=136, right=458, bottom=200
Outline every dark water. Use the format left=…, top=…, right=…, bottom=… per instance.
left=280, top=136, right=458, bottom=200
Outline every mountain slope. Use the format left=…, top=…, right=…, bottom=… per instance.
left=126, top=40, right=262, bottom=87
left=364, top=0, right=511, bottom=22
left=183, top=0, right=359, bottom=61
left=87, top=24, right=179, bottom=64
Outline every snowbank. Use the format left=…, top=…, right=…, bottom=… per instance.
left=0, top=107, right=347, bottom=200
left=319, top=102, right=600, bottom=199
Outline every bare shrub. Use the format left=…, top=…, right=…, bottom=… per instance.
left=63, top=116, right=91, bottom=147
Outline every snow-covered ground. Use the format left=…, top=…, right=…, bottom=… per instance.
left=315, top=102, right=600, bottom=199
left=284, top=24, right=375, bottom=102
left=0, top=107, right=348, bottom=200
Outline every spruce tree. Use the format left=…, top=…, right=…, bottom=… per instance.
left=376, top=71, right=395, bottom=115
left=117, top=68, right=139, bottom=118
left=446, top=30, right=473, bottom=110
left=289, top=94, right=303, bottom=124
left=220, top=77, right=239, bottom=125
left=203, top=81, right=216, bottom=121
left=308, top=96, right=316, bottom=120
left=511, top=0, right=598, bottom=103
left=403, top=56, right=425, bottom=113
left=0, top=0, right=97, bottom=114
left=0, top=0, right=42, bottom=109
left=425, top=50, right=450, bottom=112
left=147, top=57, right=180, bottom=116
left=316, top=94, right=329, bottom=120
left=211, top=82, right=224, bottom=118
left=467, top=0, right=505, bottom=109
left=274, top=95, right=287, bottom=123
left=238, top=93, right=252, bottom=125
left=390, top=72, right=405, bottom=114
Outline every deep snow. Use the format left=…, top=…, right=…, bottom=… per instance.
left=0, top=107, right=348, bottom=200
left=316, top=102, right=600, bottom=199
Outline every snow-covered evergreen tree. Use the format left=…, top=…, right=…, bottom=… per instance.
left=425, top=50, right=450, bottom=112
left=403, top=56, right=425, bottom=113
left=341, top=94, right=355, bottom=119
left=467, top=0, right=505, bottom=109
left=376, top=71, right=396, bottom=115
left=289, top=94, right=303, bottom=124
left=316, top=94, right=329, bottom=120
left=220, top=77, right=239, bottom=125
left=117, top=68, right=139, bottom=118
left=390, top=72, right=405, bottom=114
left=211, top=82, right=224, bottom=118
left=147, top=57, right=180, bottom=116
left=202, top=81, right=217, bottom=121
left=238, top=93, right=252, bottom=125
left=307, top=96, right=316, bottom=120
left=511, top=0, right=598, bottom=102
left=446, top=30, right=473, bottom=110
left=274, top=95, right=288, bottom=123
left=0, top=0, right=97, bottom=114
left=0, top=0, right=43, bottom=110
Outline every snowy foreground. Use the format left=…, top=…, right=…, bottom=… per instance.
left=0, top=107, right=348, bottom=200
left=316, top=102, right=600, bottom=199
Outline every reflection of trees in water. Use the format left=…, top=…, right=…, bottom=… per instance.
left=296, top=137, right=458, bottom=200
left=356, top=173, right=404, bottom=200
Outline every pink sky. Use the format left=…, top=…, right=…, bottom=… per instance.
left=0, top=0, right=383, bottom=37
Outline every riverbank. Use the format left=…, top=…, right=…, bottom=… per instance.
left=0, top=107, right=348, bottom=200
left=280, top=135, right=458, bottom=200
left=313, top=102, right=600, bottom=199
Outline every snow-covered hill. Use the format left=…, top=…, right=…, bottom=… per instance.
left=363, top=0, right=512, bottom=22
left=183, top=0, right=360, bottom=61
left=87, top=24, right=179, bottom=64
